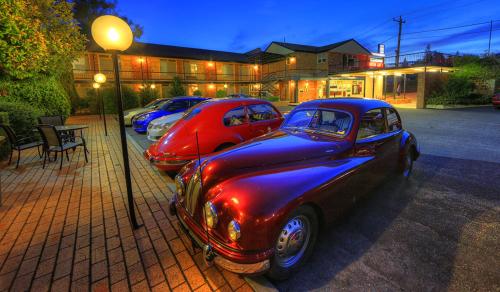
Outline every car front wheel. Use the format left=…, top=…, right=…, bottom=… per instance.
left=267, top=205, right=318, bottom=280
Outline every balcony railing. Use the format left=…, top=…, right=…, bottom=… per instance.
left=384, top=51, right=455, bottom=68
left=261, top=69, right=328, bottom=81
left=73, top=69, right=260, bottom=82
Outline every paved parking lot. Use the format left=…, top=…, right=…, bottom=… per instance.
left=128, top=106, right=500, bottom=291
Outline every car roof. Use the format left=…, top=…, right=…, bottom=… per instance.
left=295, top=98, right=394, bottom=114
left=171, top=96, right=208, bottom=101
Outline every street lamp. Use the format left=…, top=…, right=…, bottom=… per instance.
left=91, top=15, right=141, bottom=229
left=93, top=73, right=108, bottom=136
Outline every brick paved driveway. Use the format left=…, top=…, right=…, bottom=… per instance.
left=0, top=116, right=254, bottom=291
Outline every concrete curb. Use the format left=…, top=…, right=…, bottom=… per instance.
left=245, top=275, right=278, bottom=292
left=425, top=104, right=491, bottom=109
left=127, top=133, right=279, bottom=292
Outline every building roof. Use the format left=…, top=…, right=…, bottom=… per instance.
left=266, top=39, right=371, bottom=54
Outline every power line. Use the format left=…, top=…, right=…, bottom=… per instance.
left=401, top=27, right=500, bottom=40
left=403, top=20, right=499, bottom=35
left=354, top=19, right=393, bottom=39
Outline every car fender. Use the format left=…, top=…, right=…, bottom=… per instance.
left=205, top=157, right=371, bottom=252
left=399, top=130, right=420, bottom=160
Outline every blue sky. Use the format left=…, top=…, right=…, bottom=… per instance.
left=118, top=0, right=499, bottom=55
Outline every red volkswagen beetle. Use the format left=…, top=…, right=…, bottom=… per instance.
left=145, top=98, right=283, bottom=171
left=170, top=98, right=419, bottom=280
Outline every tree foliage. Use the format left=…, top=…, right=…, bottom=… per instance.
left=169, top=76, right=186, bottom=97
left=452, top=55, right=499, bottom=81
left=0, top=0, right=86, bottom=79
left=71, top=0, right=143, bottom=38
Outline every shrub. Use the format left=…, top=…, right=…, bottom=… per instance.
left=426, top=75, right=489, bottom=105
left=169, top=76, right=186, bottom=97
left=139, top=86, right=159, bottom=106
left=0, top=76, right=71, bottom=118
left=216, top=90, right=227, bottom=98
left=264, top=96, right=279, bottom=102
left=193, top=89, right=202, bottom=96
left=101, top=86, right=140, bottom=113
left=0, top=101, right=42, bottom=159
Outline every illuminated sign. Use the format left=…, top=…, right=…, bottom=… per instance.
left=369, top=57, right=384, bottom=68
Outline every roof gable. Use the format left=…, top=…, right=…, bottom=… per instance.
left=265, top=39, right=371, bottom=55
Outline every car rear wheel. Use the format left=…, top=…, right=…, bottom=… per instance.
left=402, top=148, right=414, bottom=178
left=267, top=205, right=318, bottom=280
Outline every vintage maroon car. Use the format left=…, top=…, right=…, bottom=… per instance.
left=170, top=98, right=420, bottom=279
left=492, top=92, right=500, bottom=109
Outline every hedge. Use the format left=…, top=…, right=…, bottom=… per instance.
left=101, top=85, right=140, bottom=113
left=0, top=76, right=71, bottom=119
left=0, top=101, right=42, bottom=159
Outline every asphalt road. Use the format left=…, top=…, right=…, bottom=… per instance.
left=127, top=107, right=500, bottom=291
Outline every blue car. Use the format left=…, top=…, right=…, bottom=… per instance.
left=132, top=97, right=207, bottom=133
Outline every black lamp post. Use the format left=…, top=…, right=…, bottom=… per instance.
left=91, top=15, right=141, bottom=229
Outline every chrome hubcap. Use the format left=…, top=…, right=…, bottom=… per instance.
left=275, top=215, right=310, bottom=268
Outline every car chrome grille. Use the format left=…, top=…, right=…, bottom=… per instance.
left=185, top=167, right=202, bottom=215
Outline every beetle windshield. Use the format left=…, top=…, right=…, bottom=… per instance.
left=282, top=109, right=352, bottom=137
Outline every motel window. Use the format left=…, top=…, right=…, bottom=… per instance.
left=342, top=54, right=359, bottom=68
left=317, top=53, right=327, bottom=64
left=160, top=59, right=177, bottom=73
left=98, top=55, right=113, bottom=71
left=357, top=109, right=386, bottom=140
left=223, top=106, right=247, bottom=126
left=73, top=56, right=89, bottom=71
left=190, top=64, right=198, bottom=73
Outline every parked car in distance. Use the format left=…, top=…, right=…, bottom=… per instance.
left=144, top=98, right=284, bottom=171
left=492, top=92, right=500, bottom=109
left=170, top=98, right=419, bottom=280
left=124, top=98, right=170, bottom=126
left=147, top=112, right=184, bottom=142
left=132, top=97, right=207, bottom=133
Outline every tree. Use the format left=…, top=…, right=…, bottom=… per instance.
left=0, top=0, right=86, bottom=79
left=71, top=0, right=143, bottom=38
left=169, top=76, right=186, bottom=97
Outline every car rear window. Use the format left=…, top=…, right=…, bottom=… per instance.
left=248, top=104, right=279, bottom=122
left=223, top=106, right=246, bottom=126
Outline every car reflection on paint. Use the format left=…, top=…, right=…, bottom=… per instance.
left=169, top=98, right=420, bottom=280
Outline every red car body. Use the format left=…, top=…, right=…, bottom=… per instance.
left=492, top=92, right=500, bottom=108
left=145, top=98, right=283, bottom=171
left=170, top=98, right=420, bottom=279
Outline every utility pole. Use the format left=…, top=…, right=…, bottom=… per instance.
left=393, top=16, right=405, bottom=67
left=488, top=20, right=493, bottom=55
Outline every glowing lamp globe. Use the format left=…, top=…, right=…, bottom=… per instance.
left=91, top=15, right=133, bottom=51
left=92, top=82, right=101, bottom=89
left=94, top=73, right=107, bottom=84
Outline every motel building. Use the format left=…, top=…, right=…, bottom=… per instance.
left=73, top=39, right=455, bottom=109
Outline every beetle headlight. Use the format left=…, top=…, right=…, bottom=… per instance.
left=228, top=220, right=241, bottom=241
left=175, top=175, right=184, bottom=197
left=203, top=201, right=218, bottom=228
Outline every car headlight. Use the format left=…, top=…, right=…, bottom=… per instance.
left=203, top=201, right=218, bottom=228
left=175, top=175, right=184, bottom=197
left=228, top=220, right=241, bottom=241
left=137, top=115, right=148, bottom=121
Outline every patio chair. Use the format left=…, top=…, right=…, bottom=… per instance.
left=38, top=115, right=64, bottom=126
left=37, top=124, right=88, bottom=170
left=0, top=124, right=43, bottom=168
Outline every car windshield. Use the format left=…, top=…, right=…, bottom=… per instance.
left=183, top=107, right=202, bottom=120
left=145, top=99, right=164, bottom=109
left=282, top=109, right=352, bottom=137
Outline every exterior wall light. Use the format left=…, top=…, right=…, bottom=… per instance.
left=92, top=82, right=101, bottom=89
left=208, top=62, right=214, bottom=67
left=150, top=84, right=156, bottom=89
left=94, top=73, right=107, bottom=84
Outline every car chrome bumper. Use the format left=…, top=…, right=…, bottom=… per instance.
left=172, top=198, right=270, bottom=275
